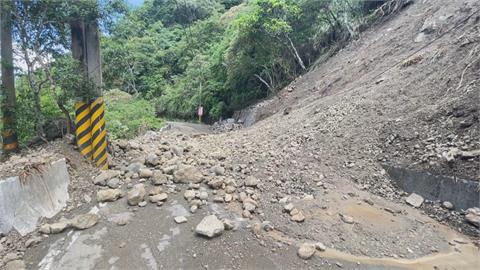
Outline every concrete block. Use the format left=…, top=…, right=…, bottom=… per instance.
left=0, top=158, right=70, bottom=235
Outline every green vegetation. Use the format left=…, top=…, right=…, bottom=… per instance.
left=104, top=90, right=163, bottom=139
left=3, top=0, right=385, bottom=145
left=103, top=0, right=384, bottom=121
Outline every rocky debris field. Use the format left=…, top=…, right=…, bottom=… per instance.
left=1, top=0, right=480, bottom=269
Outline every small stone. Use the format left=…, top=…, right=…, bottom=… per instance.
left=291, top=212, right=305, bottom=222
left=195, top=215, right=224, bottom=238
left=363, top=198, right=374, bottom=205
left=405, top=193, right=424, bottom=208
left=25, top=236, right=42, bottom=248
left=208, top=178, right=224, bottom=189
left=340, top=214, right=354, bottom=224
left=224, top=194, right=233, bottom=203
left=284, top=203, right=294, bottom=212
left=64, top=133, right=76, bottom=144
left=139, top=168, right=153, bottom=178
left=127, top=184, right=146, bottom=206
left=119, top=242, right=126, bottom=248
left=245, top=176, right=259, bottom=187
left=199, top=191, right=209, bottom=200
left=39, top=224, right=51, bottom=234
left=184, top=190, right=196, bottom=201
left=70, top=214, right=98, bottom=230
left=212, top=166, right=225, bottom=176
left=93, top=170, right=120, bottom=186
left=174, top=165, right=203, bottom=183
left=243, top=201, right=257, bottom=212
left=152, top=171, right=168, bottom=185
left=97, top=189, right=123, bottom=202
left=223, top=219, right=235, bottom=230
left=162, top=165, right=177, bottom=175
left=190, top=205, right=198, bottom=213
left=174, top=216, right=188, bottom=224
left=149, top=193, right=168, bottom=203
left=145, top=154, right=159, bottom=166
left=49, top=222, right=69, bottom=234
left=149, top=186, right=163, bottom=195
left=261, top=221, right=274, bottom=231
left=315, top=242, right=326, bottom=252
left=138, top=201, right=148, bottom=207
left=465, top=207, right=480, bottom=227
left=297, top=243, right=316, bottom=260
left=171, top=145, right=184, bottom=156
left=5, top=260, right=26, bottom=270
left=442, top=201, right=454, bottom=210
left=242, top=210, right=252, bottom=219
left=107, top=178, right=121, bottom=189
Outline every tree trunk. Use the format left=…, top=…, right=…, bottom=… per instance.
left=14, top=5, right=45, bottom=138
left=1, top=1, right=19, bottom=154
left=254, top=74, right=274, bottom=94
left=286, top=35, right=306, bottom=70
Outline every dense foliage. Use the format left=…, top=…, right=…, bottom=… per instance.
left=103, top=0, right=383, bottom=120
left=4, top=0, right=384, bottom=144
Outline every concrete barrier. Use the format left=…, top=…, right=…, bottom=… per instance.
left=0, top=158, right=70, bottom=236
left=383, top=163, right=479, bottom=210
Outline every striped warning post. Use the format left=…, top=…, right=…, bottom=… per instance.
left=75, top=101, right=93, bottom=160
left=2, top=110, right=18, bottom=152
left=89, top=97, right=108, bottom=170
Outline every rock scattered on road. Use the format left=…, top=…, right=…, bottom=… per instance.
left=465, top=207, right=480, bottom=227
left=70, top=213, right=98, bottom=230
left=97, top=189, right=123, bottom=202
left=405, top=193, right=424, bottom=208
left=297, top=243, right=316, bottom=260
left=315, top=242, right=326, bottom=252
left=127, top=184, right=146, bottom=206
left=340, top=214, right=354, bottom=224
left=174, top=216, right=188, bottom=224
left=195, top=215, right=224, bottom=238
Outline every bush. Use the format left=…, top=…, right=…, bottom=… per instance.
left=104, top=91, right=164, bottom=139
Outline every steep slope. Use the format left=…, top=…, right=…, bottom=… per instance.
left=234, top=0, right=479, bottom=182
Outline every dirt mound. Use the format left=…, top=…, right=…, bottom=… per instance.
left=237, top=0, right=479, bottom=181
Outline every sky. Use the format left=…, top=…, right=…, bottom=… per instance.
left=127, top=0, right=144, bottom=7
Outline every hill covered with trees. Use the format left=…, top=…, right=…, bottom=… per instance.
left=5, top=0, right=386, bottom=144
left=102, top=0, right=384, bottom=120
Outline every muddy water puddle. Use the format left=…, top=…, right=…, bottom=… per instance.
left=269, top=201, right=480, bottom=269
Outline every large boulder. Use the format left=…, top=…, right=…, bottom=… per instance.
left=174, top=165, right=203, bottom=184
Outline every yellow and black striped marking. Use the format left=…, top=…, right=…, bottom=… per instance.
left=74, top=98, right=108, bottom=169
left=90, top=97, right=108, bottom=170
left=75, top=101, right=93, bottom=160
left=2, top=129, right=18, bottom=151
left=2, top=111, right=19, bottom=152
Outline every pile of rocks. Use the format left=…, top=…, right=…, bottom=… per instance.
left=212, top=118, right=243, bottom=133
